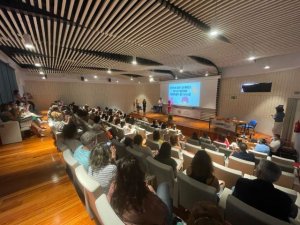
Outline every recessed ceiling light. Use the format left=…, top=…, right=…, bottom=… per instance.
left=209, top=29, right=220, bottom=37
left=175, top=76, right=178, bottom=80
left=149, top=77, right=154, bottom=82
left=42, top=76, right=46, bottom=80
left=130, top=76, right=133, bottom=81
left=179, top=66, right=183, bottom=73
left=116, top=80, right=119, bottom=83
left=107, top=68, right=112, bottom=74
left=34, top=62, right=41, bottom=67
left=94, top=75, right=98, bottom=78
left=138, top=81, right=141, bottom=84
left=264, top=65, right=270, bottom=69
left=205, top=72, right=209, bottom=76
left=22, top=34, right=35, bottom=50
left=248, top=56, right=256, bottom=61
left=39, top=71, right=45, bottom=75
left=84, top=78, right=88, bottom=82
left=132, top=56, right=137, bottom=65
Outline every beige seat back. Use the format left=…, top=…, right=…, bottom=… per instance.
left=171, top=147, right=181, bottom=159
left=177, top=172, right=217, bottom=210
left=271, top=155, right=295, bottom=166
left=182, top=150, right=194, bottom=171
left=274, top=171, right=295, bottom=189
left=95, top=194, right=125, bottom=225
left=225, top=195, right=290, bottom=225
left=146, top=139, right=160, bottom=150
left=213, top=162, right=243, bottom=189
left=213, top=141, right=227, bottom=149
left=75, top=165, right=102, bottom=220
left=62, top=149, right=80, bottom=182
left=205, top=148, right=225, bottom=166
left=248, top=150, right=268, bottom=159
left=185, top=142, right=202, bottom=154
left=228, top=156, right=255, bottom=175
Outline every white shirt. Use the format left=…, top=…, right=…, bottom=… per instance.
left=270, top=139, right=281, bottom=153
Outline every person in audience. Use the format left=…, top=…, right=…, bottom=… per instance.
left=191, top=132, right=200, bottom=141
left=202, top=132, right=211, bottom=141
left=161, top=122, right=167, bottom=130
left=50, top=105, right=64, bottom=121
left=269, top=134, right=281, bottom=155
left=133, top=134, right=153, bottom=157
left=187, top=201, right=231, bottom=225
left=154, top=142, right=177, bottom=176
left=215, top=135, right=230, bottom=148
left=108, top=157, right=169, bottom=225
left=230, top=137, right=243, bottom=150
left=0, top=103, right=18, bottom=121
left=170, top=134, right=181, bottom=149
left=233, top=159, right=297, bottom=222
left=187, top=151, right=220, bottom=192
left=152, top=130, right=164, bottom=147
left=62, top=122, right=81, bottom=152
left=231, top=142, right=255, bottom=162
left=88, top=143, right=117, bottom=193
left=151, top=119, right=159, bottom=128
left=254, top=138, right=270, bottom=154
left=123, top=137, right=133, bottom=148
left=73, top=131, right=97, bottom=170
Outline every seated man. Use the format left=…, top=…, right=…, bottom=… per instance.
left=269, top=134, right=281, bottom=154
left=233, top=160, right=297, bottom=222
left=254, top=139, right=270, bottom=154
left=231, top=142, right=255, bottom=162
left=132, top=134, right=153, bottom=158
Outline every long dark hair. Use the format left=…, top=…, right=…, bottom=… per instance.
left=190, top=151, right=214, bottom=183
left=110, top=156, right=148, bottom=215
left=157, top=142, right=171, bottom=159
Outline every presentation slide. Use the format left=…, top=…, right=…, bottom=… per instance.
left=168, top=82, right=200, bottom=107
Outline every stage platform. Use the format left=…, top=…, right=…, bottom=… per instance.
left=131, top=112, right=271, bottom=142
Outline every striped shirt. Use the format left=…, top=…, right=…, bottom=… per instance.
left=88, top=164, right=117, bottom=193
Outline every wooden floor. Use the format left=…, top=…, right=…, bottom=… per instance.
left=132, top=112, right=271, bottom=141
left=0, top=128, right=94, bottom=224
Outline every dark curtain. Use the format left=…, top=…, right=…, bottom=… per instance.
left=0, top=60, right=18, bottom=104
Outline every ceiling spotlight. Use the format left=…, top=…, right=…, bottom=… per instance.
left=179, top=66, right=183, bottom=73
left=39, top=71, right=45, bottom=75
left=42, top=75, right=47, bottom=80
left=132, top=56, right=137, bottom=65
left=22, top=33, right=35, bottom=50
left=116, top=80, right=119, bottom=83
left=248, top=56, right=256, bottom=61
left=149, top=77, right=154, bottom=82
left=205, top=72, right=209, bottom=76
left=107, top=68, right=112, bottom=74
left=130, top=76, right=133, bottom=81
left=94, top=75, right=98, bottom=78
left=209, top=29, right=220, bottom=37
left=34, top=59, right=41, bottom=67
left=138, top=81, right=141, bottom=84
left=84, top=78, right=88, bottom=82
left=264, top=65, right=270, bottom=69
left=175, top=76, right=178, bottom=80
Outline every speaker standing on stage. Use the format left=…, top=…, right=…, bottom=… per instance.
left=142, top=99, right=146, bottom=115
left=167, top=100, right=172, bottom=115
left=272, top=105, right=285, bottom=135
left=158, top=97, right=163, bottom=113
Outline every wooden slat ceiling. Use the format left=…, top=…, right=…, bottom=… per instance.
left=0, top=0, right=300, bottom=81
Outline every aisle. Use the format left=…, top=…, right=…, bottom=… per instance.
left=0, top=124, right=94, bottom=224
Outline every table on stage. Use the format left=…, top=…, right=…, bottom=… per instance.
left=209, top=117, right=247, bottom=135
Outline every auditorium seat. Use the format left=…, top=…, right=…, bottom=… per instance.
left=146, top=139, right=160, bottom=150
left=114, top=141, right=128, bottom=159
left=135, top=126, right=147, bottom=139
left=186, top=138, right=201, bottom=146
left=205, top=148, right=225, bottom=166
left=218, top=147, right=232, bottom=158
left=126, top=147, right=148, bottom=173
left=62, top=149, right=79, bottom=182
left=201, top=142, right=217, bottom=151
left=184, top=142, right=202, bottom=154
left=225, top=195, right=290, bottom=225
left=271, top=155, right=295, bottom=166
left=213, top=162, right=243, bottom=189
left=182, top=150, right=194, bottom=170
left=213, top=141, right=227, bottom=149
left=95, top=194, right=125, bottom=225
left=171, top=147, right=181, bottom=159
left=228, top=156, right=255, bottom=175
left=75, top=165, right=102, bottom=220
left=200, top=137, right=212, bottom=144
left=146, top=156, right=175, bottom=188
left=248, top=149, right=268, bottom=159
left=177, top=172, right=217, bottom=210
left=274, top=171, right=295, bottom=189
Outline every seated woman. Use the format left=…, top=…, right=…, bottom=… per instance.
left=170, top=134, right=181, bottom=150
left=88, top=143, right=117, bottom=193
left=152, top=130, right=164, bottom=148
left=154, top=142, right=177, bottom=176
left=187, top=151, right=220, bottom=192
left=73, top=131, right=97, bottom=170
left=62, top=122, right=81, bottom=152
left=108, top=157, right=169, bottom=225
left=133, top=134, right=153, bottom=158
left=254, top=138, right=270, bottom=154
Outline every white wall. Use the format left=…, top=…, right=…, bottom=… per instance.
left=23, top=80, right=160, bottom=113
left=0, top=50, right=24, bottom=94
left=219, top=68, right=300, bottom=135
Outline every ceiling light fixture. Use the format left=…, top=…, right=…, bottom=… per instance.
left=22, top=33, right=35, bottom=50
left=149, top=77, right=154, bottom=82
left=179, top=66, right=183, bottom=73
left=94, top=75, right=98, bottom=78
left=130, top=76, right=133, bottom=81
left=138, top=81, right=141, bottom=84
left=264, top=65, right=270, bottom=69
left=107, top=68, right=112, bottom=74
left=34, top=59, right=42, bottom=67
left=39, top=71, right=45, bottom=75
left=116, top=80, right=119, bottom=83
left=132, top=56, right=137, bottom=65
left=209, top=29, right=220, bottom=37
left=205, top=72, right=209, bottom=76
left=248, top=56, right=256, bottom=61
left=175, top=76, right=178, bottom=80
left=84, top=78, right=88, bottom=82
left=42, top=75, right=47, bottom=80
